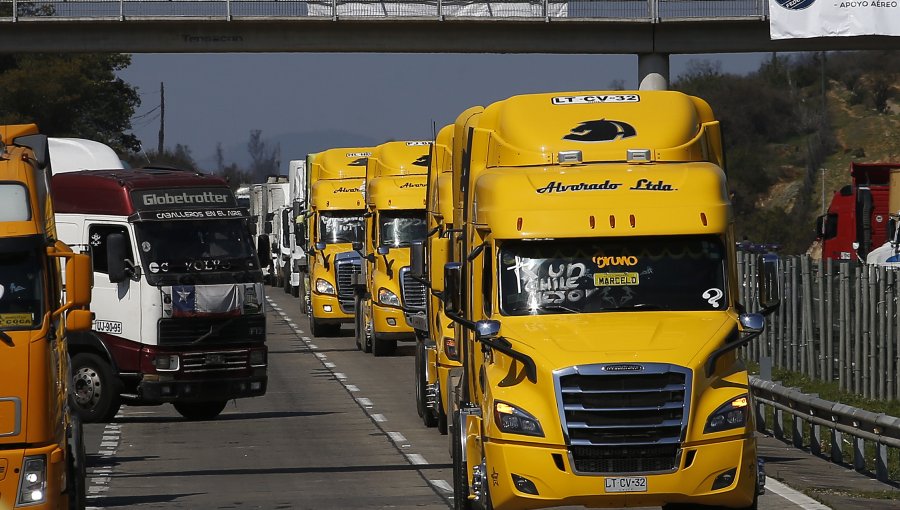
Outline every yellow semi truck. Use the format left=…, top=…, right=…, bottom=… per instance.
left=304, top=147, right=370, bottom=337
left=411, top=124, right=461, bottom=432
left=0, top=124, right=93, bottom=509
left=353, top=141, right=430, bottom=356
left=430, top=92, right=779, bottom=510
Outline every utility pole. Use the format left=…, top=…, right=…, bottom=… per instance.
left=157, top=82, right=165, bottom=154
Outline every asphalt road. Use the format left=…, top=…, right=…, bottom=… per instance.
left=81, top=289, right=837, bottom=510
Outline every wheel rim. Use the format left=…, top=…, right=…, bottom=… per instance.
left=73, top=366, right=102, bottom=408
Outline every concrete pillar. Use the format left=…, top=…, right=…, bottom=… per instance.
left=638, top=53, right=670, bottom=91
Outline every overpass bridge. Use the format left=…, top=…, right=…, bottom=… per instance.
left=2, top=0, right=899, bottom=86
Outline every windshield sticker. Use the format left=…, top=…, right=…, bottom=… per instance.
left=94, top=320, right=123, bottom=335
left=563, top=119, right=636, bottom=143
left=142, top=241, right=152, bottom=252
left=703, top=288, right=724, bottom=308
left=148, top=262, right=170, bottom=274
left=593, top=256, right=638, bottom=269
left=405, top=141, right=431, bottom=146
left=551, top=94, right=640, bottom=105
left=630, top=179, right=678, bottom=192
left=346, top=152, right=371, bottom=158
left=536, top=180, right=622, bottom=194
left=594, top=272, right=640, bottom=287
left=0, top=313, right=32, bottom=327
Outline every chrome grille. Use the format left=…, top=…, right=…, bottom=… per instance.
left=181, top=349, right=249, bottom=374
left=555, top=364, right=691, bottom=474
left=400, top=267, right=427, bottom=311
left=158, top=315, right=265, bottom=346
left=335, top=254, right=361, bottom=313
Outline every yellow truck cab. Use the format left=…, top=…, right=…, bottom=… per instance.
left=411, top=125, right=460, bottom=432
left=353, top=141, right=430, bottom=356
left=304, top=147, right=370, bottom=337
left=0, top=125, right=93, bottom=509
left=437, top=92, right=779, bottom=510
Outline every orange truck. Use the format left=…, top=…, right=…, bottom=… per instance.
left=0, top=124, right=93, bottom=509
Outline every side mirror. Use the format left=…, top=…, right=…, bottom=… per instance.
left=443, top=262, right=462, bottom=315
left=376, top=246, right=390, bottom=256
left=410, top=241, right=425, bottom=278
left=738, top=313, right=765, bottom=333
left=815, top=215, right=826, bottom=237
left=315, top=242, right=326, bottom=251
left=257, top=236, right=271, bottom=264
left=757, top=253, right=780, bottom=315
left=107, top=233, right=129, bottom=284
left=66, top=309, right=94, bottom=332
left=65, top=253, right=92, bottom=307
left=475, top=320, right=500, bottom=341
left=352, top=241, right=363, bottom=253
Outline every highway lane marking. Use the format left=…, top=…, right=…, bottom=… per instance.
left=86, top=414, right=125, bottom=506
left=346, top=384, right=360, bottom=392
left=309, top=344, right=319, bottom=349
left=356, top=397, right=374, bottom=407
left=334, top=372, right=347, bottom=380
left=371, top=413, right=387, bottom=422
left=324, top=362, right=337, bottom=368
left=387, top=431, right=408, bottom=444
left=405, top=453, right=428, bottom=465
left=765, top=478, right=831, bottom=509
left=429, top=480, right=452, bottom=493
left=315, top=353, right=327, bottom=359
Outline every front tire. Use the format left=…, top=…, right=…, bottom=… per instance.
left=372, top=337, right=397, bottom=357
left=416, top=340, right=437, bottom=427
left=66, top=415, right=86, bottom=510
left=70, top=353, right=121, bottom=423
left=452, top=410, right=473, bottom=510
left=174, top=400, right=228, bottom=420
left=311, top=314, right=340, bottom=337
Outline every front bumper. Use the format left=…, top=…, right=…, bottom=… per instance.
left=140, top=374, right=268, bottom=403
left=311, top=292, right=355, bottom=322
left=372, top=302, right=416, bottom=339
left=0, top=444, right=66, bottom=510
left=485, top=436, right=757, bottom=510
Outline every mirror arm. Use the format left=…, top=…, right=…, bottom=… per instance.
left=466, top=243, right=485, bottom=262
left=411, top=274, right=430, bottom=288
left=480, top=336, right=537, bottom=384
left=382, top=254, right=393, bottom=278
left=426, top=226, right=441, bottom=238
left=705, top=327, right=763, bottom=378
left=445, top=310, right=476, bottom=331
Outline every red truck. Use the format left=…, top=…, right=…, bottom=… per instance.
left=816, top=162, right=900, bottom=261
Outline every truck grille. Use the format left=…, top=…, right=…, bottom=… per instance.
left=335, top=255, right=361, bottom=313
left=158, top=315, right=266, bottom=347
left=555, top=364, right=691, bottom=474
left=400, top=267, right=427, bottom=311
left=181, top=349, right=248, bottom=374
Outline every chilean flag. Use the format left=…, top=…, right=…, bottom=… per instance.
left=172, top=285, right=243, bottom=318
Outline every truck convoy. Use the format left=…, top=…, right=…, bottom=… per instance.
left=249, top=175, right=288, bottom=287
left=413, top=124, right=459, bottom=432
left=286, top=159, right=307, bottom=297
left=303, top=148, right=369, bottom=337
left=408, top=91, right=778, bottom=510
left=0, top=124, right=93, bottom=509
left=52, top=165, right=268, bottom=422
left=816, top=162, right=900, bottom=261
left=353, top=141, right=431, bottom=356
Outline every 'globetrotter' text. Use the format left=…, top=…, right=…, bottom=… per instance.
left=142, top=191, right=229, bottom=206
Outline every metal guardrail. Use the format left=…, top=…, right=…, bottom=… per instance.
left=751, top=376, right=900, bottom=484
left=0, top=0, right=769, bottom=21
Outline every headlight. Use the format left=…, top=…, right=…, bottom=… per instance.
left=17, top=456, right=46, bottom=506
left=494, top=401, right=544, bottom=437
left=249, top=349, right=267, bottom=367
left=154, top=354, right=180, bottom=371
left=315, top=278, right=335, bottom=295
left=378, top=288, right=400, bottom=307
left=705, top=394, right=749, bottom=433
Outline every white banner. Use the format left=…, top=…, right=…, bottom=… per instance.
left=770, top=0, right=900, bottom=39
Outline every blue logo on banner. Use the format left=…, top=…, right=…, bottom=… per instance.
left=775, top=0, right=815, bottom=10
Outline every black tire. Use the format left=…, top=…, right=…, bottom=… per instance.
left=283, top=266, right=292, bottom=294
left=291, top=285, right=300, bottom=298
left=70, top=353, right=121, bottom=423
left=173, top=401, right=228, bottom=421
left=452, top=410, right=473, bottom=510
left=66, top=415, right=86, bottom=510
left=355, top=298, right=373, bottom=353
left=437, top=395, right=448, bottom=435
left=311, top=314, right=340, bottom=337
left=373, top=337, right=397, bottom=357
left=416, top=341, right=438, bottom=427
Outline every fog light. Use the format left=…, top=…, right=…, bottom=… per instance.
left=323, top=305, right=333, bottom=312
left=712, top=467, right=737, bottom=490
left=155, top=354, right=180, bottom=371
left=387, top=318, right=397, bottom=326
left=251, top=382, right=262, bottom=390
left=250, top=349, right=267, bottom=366
left=511, top=474, right=539, bottom=495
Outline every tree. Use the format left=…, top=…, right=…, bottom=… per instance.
left=247, top=129, right=281, bottom=182
left=0, top=54, right=141, bottom=153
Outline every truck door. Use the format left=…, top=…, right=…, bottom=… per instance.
left=87, top=223, right=142, bottom=371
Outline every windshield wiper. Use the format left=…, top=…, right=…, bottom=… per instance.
left=539, top=303, right=580, bottom=314
left=604, top=304, right=666, bottom=311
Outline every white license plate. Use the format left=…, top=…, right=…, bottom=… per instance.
left=604, top=476, right=647, bottom=493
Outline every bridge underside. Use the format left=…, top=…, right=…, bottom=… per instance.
left=1, top=19, right=898, bottom=53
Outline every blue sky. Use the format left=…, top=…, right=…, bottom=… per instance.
left=118, top=52, right=769, bottom=169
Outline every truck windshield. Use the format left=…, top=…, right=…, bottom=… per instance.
left=498, top=235, right=728, bottom=316
left=135, top=219, right=256, bottom=277
left=0, top=244, right=43, bottom=330
left=319, top=212, right=364, bottom=244
left=379, top=211, right=426, bottom=248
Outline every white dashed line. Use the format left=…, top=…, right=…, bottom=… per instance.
left=333, top=372, right=347, bottom=380
left=309, top=344, right=318, bottom=349
left=429, top=480, right=452, bottom=493
left=766, top=478, right=832, bottom=509
left=324, top=362, right=336, bottom=368
left=356, top=397, right=373, bottom=407
left=346, top=385, right=360, bottom=392
left=302, top=336, right=312, bottom=341
left=371, top=413, right=387, bottom=422
left=315, top=353, right=327, bottom=360
left=387, top=431, right=407, bottom=443
left=405, top=453, right=428, bottom=465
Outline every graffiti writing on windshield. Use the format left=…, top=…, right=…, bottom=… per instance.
left=506, top=257, right=601, bottom=308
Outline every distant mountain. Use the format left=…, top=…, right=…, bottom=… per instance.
left=196, top=129, right=383, bottom=177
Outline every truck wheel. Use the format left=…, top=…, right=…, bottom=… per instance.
left=416, top=341, right=437, bottom=427
left=173, top=401, right=228, bottom=420
left=373, top=337, right=396, bottom=357
left=66, top=415, right=87, bottom=510
left=291, top=285, right=300, bottom=298
left=70, top=353, right=121, bottom=423
left=311, top=315, right=339, bottom=337
left=437, top=395, right=448, bottom=435
left=452, top=411, right=474, bottom=510
left=283, top=267, right=291, bottom=294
